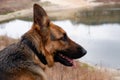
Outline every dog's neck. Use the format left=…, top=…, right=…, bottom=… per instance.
left=21, top=37, right=47, bottom=65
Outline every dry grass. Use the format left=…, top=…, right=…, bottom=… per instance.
left=0, top=35, right=112, bottom=80
left=45, top=61, right=111, bottom=80
left=0, top=35, right=18, bottom=50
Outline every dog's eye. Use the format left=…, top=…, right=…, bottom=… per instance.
left=60, top=33, right=67, bottom=41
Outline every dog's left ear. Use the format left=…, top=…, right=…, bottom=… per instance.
left=33, top=4, right=50, bottom=28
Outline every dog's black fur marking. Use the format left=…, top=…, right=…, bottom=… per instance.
left=21, top=37, right=47, bottom=65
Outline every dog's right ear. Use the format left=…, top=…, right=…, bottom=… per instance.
left=33, top=4, right=50, bottom=28
left=33, top=4, right=54, bottom=67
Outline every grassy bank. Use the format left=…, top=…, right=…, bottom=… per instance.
left=45, top=61, right=112, bottom=80
left=0, top=35, right=18, bottom=50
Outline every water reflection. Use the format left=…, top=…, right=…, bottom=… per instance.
left=0, top=19, right=120, bottom=69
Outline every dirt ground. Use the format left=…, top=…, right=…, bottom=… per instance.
left=0, top=0, right=37, bottom=14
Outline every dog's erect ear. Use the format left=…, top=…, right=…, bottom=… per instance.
left=33, top=4, right=50, bottom=28
left=33, top=4, right=54, bottom=67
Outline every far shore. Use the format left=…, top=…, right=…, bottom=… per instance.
left=0, top=1, right=120, bottom=23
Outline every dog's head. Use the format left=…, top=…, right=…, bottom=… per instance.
left=32, top=4, right=87, bottom=67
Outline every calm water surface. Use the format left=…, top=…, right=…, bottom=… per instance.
left=0, top=19, right=120, bottom=69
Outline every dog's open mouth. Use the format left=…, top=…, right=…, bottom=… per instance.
left=54, top=53, right=75, bottom=66
left=59, top=54, right=74, bottom=65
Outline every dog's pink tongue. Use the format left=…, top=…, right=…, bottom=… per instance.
left=72, top=61, right=77, bottom=68
left=67, top=58, right=76, bottom=68
left=66, top=57, right=77, bottom=68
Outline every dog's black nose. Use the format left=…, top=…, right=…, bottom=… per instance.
left=82, top=49, right=87, bottom=55
left=79, top=49, right=87, bottom=58
left=77, top=47, right=87, bottom=58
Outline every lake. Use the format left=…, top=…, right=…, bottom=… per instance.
left=0, top=19, right=120, bottom=69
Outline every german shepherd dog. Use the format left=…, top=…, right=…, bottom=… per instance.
left=0, top=4, right=86, bottom=80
